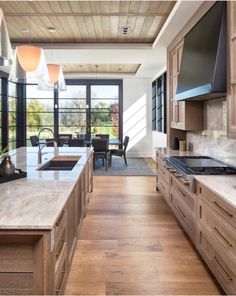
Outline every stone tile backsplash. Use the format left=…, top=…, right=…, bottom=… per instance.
left=187, top=98, right=236, bottom=166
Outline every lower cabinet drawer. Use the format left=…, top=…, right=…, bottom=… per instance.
left=157, top=177, right=170, bottom=205
left=198, top=228, right=236, bottom=295
left=198, top=198, right=236, bottom=261
left=198, top=183, right=236, bottom=228
left=55, top=259, right=67, bottom=295
left=170, top=191, right=195, bottom=242
left=157, top=162, right=169, bottom=185
left=171, top=177, right=195, bottom=213
left=54, top=209, right=66, bottom=248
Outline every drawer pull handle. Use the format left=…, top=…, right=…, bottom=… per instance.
left=177, top=187, right=186, bottom=197
left=56, top=210, right=65, bottom=227
left=160, top=183, right=165, bottom=191
left=213, top=202, right=233, bottom=218
left=214, top=256, right=232, bottom=281
left=213, top=227, right=233, bottom=247
left=56, top=270, right=66, bottom=294
left=176, top=206, right=186, bottom=218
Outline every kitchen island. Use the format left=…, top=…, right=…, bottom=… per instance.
left=0, top=147, right=93, bottom=295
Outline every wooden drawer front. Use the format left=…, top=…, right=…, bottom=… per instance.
left=198, top=199, right=236, bottom=260
left=198, top=229, right=236, bottom=295
left=170, top=192, right=195, bottom=242
left=198, top=184, right=236, bottom=227
left=157, top=177, right=169, bottom=205
left=55, top=257, right=67, bottom=295
left=172, top=177, right=195, bottom=212
left=55, top=240, right=67, bottom=283
left=157, top=163, right=169, bottom=185
left=54, top=209, right=66, bottom=248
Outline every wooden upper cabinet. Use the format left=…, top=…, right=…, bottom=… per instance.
left=228, top=1, right=236, bottom=138
left=170, top=40, right=183, bottom=99
left=169, top=39, right=204, bottom=131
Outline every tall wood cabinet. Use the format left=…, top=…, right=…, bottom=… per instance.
left=228, top=1, right=236, bottom=138
left=169, top=40, right=204, bottom=132
left=170, top=40, right=184, bottom=128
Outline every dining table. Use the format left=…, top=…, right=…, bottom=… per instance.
left=42, top=138, right=121, bottom=147
left=85, top=138, right=121, bottom=146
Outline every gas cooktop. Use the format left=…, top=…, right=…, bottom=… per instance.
left=166, top=156, right=236, bottom=175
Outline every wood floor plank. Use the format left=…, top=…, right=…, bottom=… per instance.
left=65, top=176, right=222, bottom=295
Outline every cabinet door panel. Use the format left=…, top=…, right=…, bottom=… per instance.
left=67, top=191, right=76, bottom=265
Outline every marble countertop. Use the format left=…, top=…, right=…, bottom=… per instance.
left=0, top=147, right=93, bottom=230
left=156, top=147, right=200, bottom=157
left=194, top=175, right=236, bottom=209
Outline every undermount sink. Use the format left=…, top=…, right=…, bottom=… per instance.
left=38, top=160, right=78, bottom=171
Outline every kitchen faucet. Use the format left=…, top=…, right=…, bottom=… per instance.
left=38, top=143, right=46, bottom=164
left=37, top=128, right=56, bottom=163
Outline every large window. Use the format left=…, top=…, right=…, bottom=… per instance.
left=58, top=85, right=87, bottom=137
left=26, top=85, right=54, bottom=144
left=152, top=73, right=166, bottom=133
left=0, top=79, right=122, bottom=150
left=90, top=85, right=119, bottom=139
left=58, top=79, right=122, bottom=140
left=8, top=82, right=18, bottom=150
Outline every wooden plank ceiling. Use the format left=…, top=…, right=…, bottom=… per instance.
left=62, top=64, right=141, bottom=74
left=2, top=1, right=176, bottom=44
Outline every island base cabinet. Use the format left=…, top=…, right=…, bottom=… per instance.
left=0, top=232, right=52, bottom=295
left=0, top=154, right=93, bottom=295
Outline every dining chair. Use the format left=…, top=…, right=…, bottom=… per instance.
left=109, top=136, right=129, bottom=166
left=77, top=133, right=90, bottom=139
left=92, top=138, right=109, bottom=171
left=68, top=139, right=85, bottom=147
left=30, top=135, right=39, bottom=147
left=45, top=138, right=58, bottom=147
left=59, top=134, right=73, bottom=145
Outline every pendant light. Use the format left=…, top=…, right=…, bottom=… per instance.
left=38, top=66, right=66, bottom=91
left=16, top=16, right=43, bottom=72
left=45, top=27, right=61, bottom=84
left=47, top=64, right=60, bottom=84
left=17, top=45, right=41, bottom=72
left=9, top=17, right=49, bottom=83
left=9, top=47, right=49, bottom=84
left=0, top=8, right=13, bottom=66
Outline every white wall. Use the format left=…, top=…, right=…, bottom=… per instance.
left=152, top=131, right=167, bottom=160
left=123, top=78, right=152, bottom=157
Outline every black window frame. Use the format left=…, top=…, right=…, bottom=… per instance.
left=152, top=72, right=166, bottom=133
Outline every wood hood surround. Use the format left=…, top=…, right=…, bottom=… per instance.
left=167, top=1, right=235, bottom=148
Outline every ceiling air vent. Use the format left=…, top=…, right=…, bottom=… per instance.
left=120, top=26, right=130, bottom=35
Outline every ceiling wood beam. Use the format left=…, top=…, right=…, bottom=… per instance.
left=5, top=12, right=169, bottom=17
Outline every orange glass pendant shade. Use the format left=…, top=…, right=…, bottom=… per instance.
left=47, top=64, right=60, bottom=84
left=17, top=45, right=41, bottom=72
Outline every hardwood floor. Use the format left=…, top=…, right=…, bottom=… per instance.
left=65, top=176, right=222, bottom=295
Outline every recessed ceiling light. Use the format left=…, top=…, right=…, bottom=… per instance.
left=48, top=27, right=56, bottom=33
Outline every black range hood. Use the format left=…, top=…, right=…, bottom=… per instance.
left=175, top=1, right=226, bottom=101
